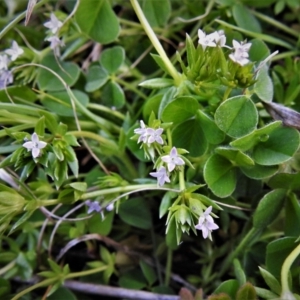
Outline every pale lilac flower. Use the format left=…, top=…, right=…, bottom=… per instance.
left=46, top=36, right=64, bottom=55
left=229, top=40, right=252, bottom=66
left=22, top=132, right=47, bottom=158
left=106, top=203, right=114, bottom=211
left=0, top=70, right=13, bottom=89
left=0, top=55, right=9, bottom=70
left=134, top=120, right=148, bottom=143
left=5, top=41, right=24, bottom=61
left=44, top=13, right=63, bottom=34
left=214, top=30, right=226, bottom=47
left=198, top=29, right=217, bottom=50
left=150, top=166, right=170, bottom=186
left=147, top=128, right=163, bottom=144
left=195, top=206, right=219, bottom=240
left=161, top=147, right=185, bottom=172
left=86, top=200, right=101, bottom=214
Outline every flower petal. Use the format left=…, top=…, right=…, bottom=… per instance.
left=38, top=141, right=47, bottom=149
left=23, top=141, right=34, bottom=150
left=31, top=133, right=39, bottom=143
left=32, top=147, right=40, bottom=158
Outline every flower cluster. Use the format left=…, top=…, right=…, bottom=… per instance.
left=134, top=120, right=163, bottom=145
left=44, top=13, right=64, bottom=55
left=195, top=206, right=219, bottom=240
left=198, top=28, right=251, bottom=66
left=0, top=41, right=23, bottom=89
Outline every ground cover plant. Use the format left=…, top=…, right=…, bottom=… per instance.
left=0, top=0, right=300, bottom=299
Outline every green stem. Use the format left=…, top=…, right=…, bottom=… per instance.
left=281, top=243, right=300, bottom=299
left=179, top=169, right=185, bottom=191
left=164, top=247, right=173, bottom=286
left=130, top=0, right=182, bottom=85
left=115, top=77, right=147, bottom=100
left=87, top=103, right=125, bottom=120
left=223, top=87, right=232, bottom=102
left=66, top=265, right=107, bottom=279
left=166, top=128, right=172, bottom=147
left=219, top=227, right=261, bottom=276
left=0, top=259, right=16, bottom=276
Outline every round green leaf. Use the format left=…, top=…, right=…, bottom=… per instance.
left=214, top=279, right=239, bottom=299
left=268, top=172, right=300, bottom=191
left=119, top=197, right=152, bottom=229
left=253, top=126, right=300, bottom=165
left=232, top=3, right=261, bottom=33
left=88, top=211, right=114, bottom=236
left=161, top=96, right=198, bottom=124
left=37, top=55, right=80, bottom=91
left=142, top=94, right=162, bottom=121
left=249, top=39, right=270, bottom=63
left=204, top=154, right=236, bottom=198
left=253, top=189, right=286, bottom=228
left=100, top=46, right=125, bottom=74
left=241, top=164, right=278, bottom=179
left=102, top=81, right=125, bottom=108
left=85, top=65, right=109, bottom=92
left=215, top=96, right=258, bottom=138
left=172, top=118, right=208, bottom=157
left=75, top=0, right=120, bottom=44
left=254, top=65, right=273, bottom=102
left=142, top=0, right=171, bottom=27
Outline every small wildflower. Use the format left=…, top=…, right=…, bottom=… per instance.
left=85, top=200, right=101, bottom=214
left=150, top=166, right=170, bottom=186
left=147, top=128, right=163, bottom=144
left=0, top=55, right=9, bottom=70
left=198, top=29, right=217, bottom=50
left=161, top=147, right=185, bottom=172
left=214, top=30, right=226, bottom=48
left=46, top=36, right=64, bottom=55
left=0, top=70, right=13, bottom=90
left=229, top=40, right=252, bottom=66
left=44, top=13, right=63, bottom=34
left=22, top=132, right=47, bottom=158
left=106, top=203, right=114, bottom=211
left=195, top=206, right=219, bottom=240
left=134, top=120, right=148, bottom=143
left=5, top=41, right=24, bottom=61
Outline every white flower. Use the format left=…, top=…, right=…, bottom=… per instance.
left=0, top=70, right=13, bottom=89
left=5, top=41, right=24, bottom=61
left=229, top=40, right=252, bottom=66
left=44, top=13, right=63, bottom=34
left=22, top=132, right=47, bottom=158
left=85, top=200, right=101, bottom=214
left=0, top=55, right=10, bottom=70
left=106, top=203, right=114, bottom=211
left=198, top=29, right=217, bottom=50
left=134, top=120, right=148, bottom=143
left=195, top=206, right=219, bottom=240
left=150, top=166, right=170, bottom=186
left=147, top=128, right=163, bottom=144
left=46, top=36, right=64, bottom=55
left=161, top=147, right=185, bottom=172
left=214, top=30, right=227, bottom=47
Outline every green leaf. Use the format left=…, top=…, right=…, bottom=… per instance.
left=186, top=34, right=196, bottom=66
left=102, top=81, right=125, bottom=108
left=161, top=96, right=198, bottom=124
left=75, top=0, right=119, bottom=44
left=230, top=121, right=282, bottom=152
left=249, top=39, right=270, bottom=63
left=69, top=182, right=87, bottom=192
left=253, top=126, right=300, bottom=165
left=140, top=261, right=157, bottom=286
left=119, top=197, right=152, bottom=229
left=240, top=164, right=278, bottom=179
left=85, top=65, right=109, bottom=92
left=253, top=189, right=286, bottom=228
left=254, top=287, right=279, bottom=299
left=34, top=116, right=45, bottom=136
left=213, top=279, right=239, bottom=299
left=37, top=55, right=80, bottom=91
left=285, top=193, right=300, bottom=237
left=150, top=54, right=171, bottom=75
left=215, top=96, right=258, bottom=138
left=232, top=3, right=261, bottom=33
left=38, top=110, right=58, bottom=134
left=258, top=267, right=281, bottom=295
left=215, top=147, right=254, bottom=167
left=139, top=78, right=174, bottom=89
left=141, top=0, right=171, bottom=27
left=204, top=154, right=236, bottom=198
left=158, top=86, right=177, bottom=119
left=268, top=173, right=300, bottom=191
left=197, top=110, right=225, bottom=145
left=159, top=192, right=175, bottom=218
left=236, top=282, right=257, bottom=300
left=266, top=237, right=297, bottom=278
left=233, top=259, right=246, bottom=286
left=87, top=211, right=114, bottom=236
left=165, top=216, right=179, bottom=249
left=118, top=269, right=147, bottom=290
left=100, top=46, right=125, bottom=74
left=254, top=65, right=273, bottom=102
left=47, top=287, right=77, bottom=300
left=172, top=118, right=208, bottom=157
left=143, top=94, right=162, bottom=121
left=0, top=86, right=36, bottom=103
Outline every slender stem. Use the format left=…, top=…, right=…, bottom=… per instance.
left=281, top=243, right=300, bottom=298
left=223, top=87, right=232, bottom=102
left=87, top=103, right=125, bottom=120
left=179, top=169, right=185, bottom=191
left=130, top=0, right=182, bottom=85
left=219, top=227, right=261, bottom=276
left=167, top=128, right=172, bottom=147
left=0, top=260, right=16, bottom=276
left=164, top=247, right=173, bottom=286
left=66, top=265, right=107, bottom=279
